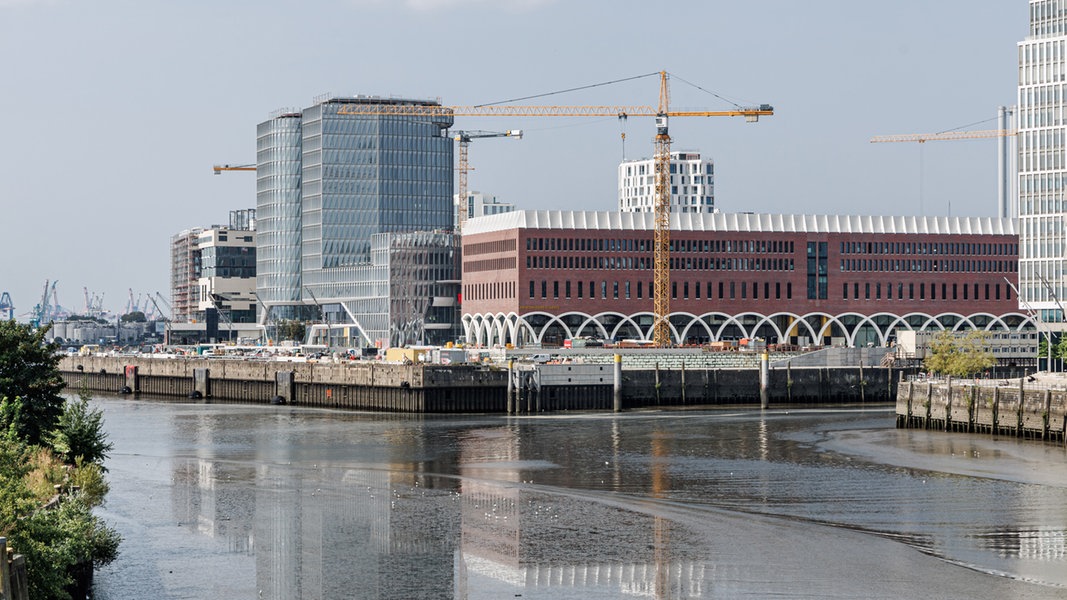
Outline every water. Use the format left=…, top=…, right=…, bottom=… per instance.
left=86, top=395, right=1067, bottom=599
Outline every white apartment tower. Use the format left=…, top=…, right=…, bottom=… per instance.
left=1018, top=0, right=1067, bottom=328
left=618, top=151, right=715, bottom=214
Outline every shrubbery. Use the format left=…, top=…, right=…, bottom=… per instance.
left=0, top=321, right=120, bottom=600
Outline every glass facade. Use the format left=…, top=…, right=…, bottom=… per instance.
left=1019, top=0, right=1067, bottom=324
left=257, top=97, right=458, bottom=347
left=256, top=114, right=303, bottom=318
left=306, top=231, right=461, bottom=348
left=300, top=98, right=453, bottom=276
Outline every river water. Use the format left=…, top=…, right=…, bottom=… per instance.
left=86, top=394, right=1067, bottom=599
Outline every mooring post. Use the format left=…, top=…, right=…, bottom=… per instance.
left=1019, top=377, right=1025, bottom=437
left=0, top=536, right=9, bottom=600
left=507, top=360, right=515, bottom=415
left=680, top=360, right=687, bottom=404
left=613, top=353, right=622, bottom=413
left=654, top=361, right=661, bottom=405
left=760, top=352, right=770, bottom=409
left=945, top=376, right=953, bottom=431
left=858, top=360, right=865, bottom=403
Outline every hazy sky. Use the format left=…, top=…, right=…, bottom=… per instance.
left=0, top=0, right=1025, bottom=318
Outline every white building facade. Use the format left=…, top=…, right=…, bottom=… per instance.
left=618, top=151, right=715, bottom=214
left=455, top=191, right=514, bottom=229
left=1018, top=0, right=1067, bottom=329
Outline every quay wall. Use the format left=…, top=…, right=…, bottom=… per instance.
left=59, top=356, right=902, bottom=413
left=895, top=380, right=1067, bottom=442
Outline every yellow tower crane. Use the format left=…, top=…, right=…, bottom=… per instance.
left=212, top=163, right=256, bottom=174
left=452, top=129, right=522, bottom=230
left=338, top=71, right=773, bottom=346
left=869, top=129, right=1016, bottom=144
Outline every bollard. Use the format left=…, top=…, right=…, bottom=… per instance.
left=760, top=352, right=769, bottom=409
left=613, top=354, right=622, bottom=412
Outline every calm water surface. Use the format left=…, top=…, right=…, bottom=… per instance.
left=87, top=394, right=1067, bottom=599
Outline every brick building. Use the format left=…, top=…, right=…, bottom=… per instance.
left=460, top=211, right=1032, bottom=348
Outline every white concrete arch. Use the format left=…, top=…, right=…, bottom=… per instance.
left=678, top=314, right=715, bottom=344
left=712, top=314, right=754, bottom=341
left=746, top=314, right=786, bottom=342
left=772, top=312, right=821, bottom=343
left=729, top=312, right=783, bottom=342
left=607, top=313, right=649, bottom=341
left=689, top=312, right=737, bottom=342
left=522, top=312, right=577, bottom=346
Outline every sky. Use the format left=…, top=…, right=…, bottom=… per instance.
left=0, top=0, right=1027, bottom=318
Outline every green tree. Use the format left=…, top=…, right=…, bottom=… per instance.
left=120, top=311, right=146, bottom=323
left=47, top=390, right=113, bottom=469
left=0, top=321, right=66, bottom=446
left=924, top=330, right=996, bottom=378
left=276, top=319, right=307, bottom=343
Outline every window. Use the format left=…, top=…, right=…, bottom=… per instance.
left=529, top=281, right=534, bottom=299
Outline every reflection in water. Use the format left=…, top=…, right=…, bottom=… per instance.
left=93, top=400, right=1067, bottom=600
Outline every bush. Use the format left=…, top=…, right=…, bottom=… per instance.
left=48, top=393, right=113, bottom=469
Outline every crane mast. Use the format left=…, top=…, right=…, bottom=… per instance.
left=653, top=71, right=673, bottom=347
left=452, top=130, right=522, bottom=231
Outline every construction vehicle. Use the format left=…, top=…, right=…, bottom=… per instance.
left=336, top=71, right=773, bottom=346
left=452, top=129, right=522, bottom=230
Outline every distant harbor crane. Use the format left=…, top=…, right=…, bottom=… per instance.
left=0, top=292, right=13, bottom=321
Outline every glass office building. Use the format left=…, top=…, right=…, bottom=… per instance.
left=256, top=113, right=303, bottom=320
left=1018, top=1, right=1067, bottom=328
left=256, top=97, right=458, bottom=347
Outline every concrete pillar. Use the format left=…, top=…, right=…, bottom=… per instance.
left=275, top=371, right=294, bottom=405
left=193, top=368, right=211, bottom=399
left=123, top=365, right=138, bottom=394
left=759, top=352, right=769, bottom=410
left=613, top=354, right=622, bottom=413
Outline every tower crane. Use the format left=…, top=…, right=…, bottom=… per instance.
left=0, top=292, right=14, bottom=321
left=452, top=129, right=522, bottom=230
left=870, top=127, right=1019, bottom=218
left=869, top=129, right=1016, bottom=144
left=29, top=280, right=56, bottom=328
left=212, top=164, right=255, bottom=175
left=337, top=70, right=773, bottom=346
